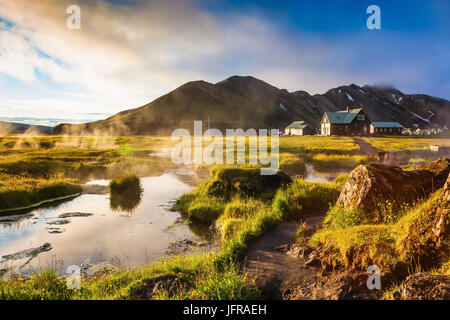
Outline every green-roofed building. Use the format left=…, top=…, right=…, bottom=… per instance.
left=284, top=121, right=314, bottom=136
left=320, top=107, right=371, bottom=136
left=370, top=121, right=404, bottom=135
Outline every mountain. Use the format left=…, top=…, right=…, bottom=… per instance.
left=53, top=76, right=450, bottom=135
left=0, top=121, right=53, bottom=135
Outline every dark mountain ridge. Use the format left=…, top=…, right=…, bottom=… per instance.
left=53, top=76, right=450, bottom=135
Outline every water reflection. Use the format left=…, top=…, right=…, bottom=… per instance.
left=0, top=173, right=212, bottom=274
left=304, top=163, right=349, bottom=182
left=109, top=176, right=143, bottom=213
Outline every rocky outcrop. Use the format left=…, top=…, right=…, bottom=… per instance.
left=432, top=172, right=450, bottom=247
left=400, top=172, right=449, bottom=268
left=392, top=273, right=450, bottom=300
left=337, top=158, right=450, bottom=220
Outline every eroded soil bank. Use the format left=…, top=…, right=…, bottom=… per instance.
left=242, top=215, right=382, bottom=300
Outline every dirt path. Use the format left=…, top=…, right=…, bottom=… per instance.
left=353, top=138, right=379, bottom=156
left=242, top=214, right=344, bottom=300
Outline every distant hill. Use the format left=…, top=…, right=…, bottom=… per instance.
left=0, top=121, right=53, bottom=135
left=53, top=76, right=450, bottom=135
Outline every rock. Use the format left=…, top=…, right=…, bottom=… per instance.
left=47, top=219, right=71, bottom=225
left=304, top=250, right=322, bottom=268
left=0, top=213, right=34, bottom=224
left=58, top=212, right=93, bottom=218
left=400, top=172, right=450, bottom=268
left=165, top=239, right=204, bottom=255
left=281, top=242, right=315, bottom=259
left=46, top=227, right=64, bottom=234
left=80, top=260, right=114, bottom=278
left=337, top=158, right=450, bottom=219
left=0, top=243, right=52, bottom=263
left=431, top=172, right=450, bottom=247
left=392, top=273, right=450, bottom=300
left=334, top=272, right=384, bottom=300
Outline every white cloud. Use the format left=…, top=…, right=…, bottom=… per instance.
left=0, top=0, right=447, bottom=124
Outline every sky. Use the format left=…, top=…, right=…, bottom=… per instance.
left=0, top=0, right=448, bottom=126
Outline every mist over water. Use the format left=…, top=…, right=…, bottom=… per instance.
left=0, top=173, right=212, bottom=275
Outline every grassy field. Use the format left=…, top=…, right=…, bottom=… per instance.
left=0, top=134, right=448, bottom=299
left=0, top=165, right=344, bottom=300
left=362, top=136, right=450, bottom=152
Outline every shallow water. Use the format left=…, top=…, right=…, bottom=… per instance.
left=304, top=163, right=349, bottom=182
left=0, top=173, right=211, bottom=274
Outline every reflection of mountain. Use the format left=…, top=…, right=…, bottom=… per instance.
left=53, top=76, right=450, bottom=135
left=0, top=121, right=52, bottom=135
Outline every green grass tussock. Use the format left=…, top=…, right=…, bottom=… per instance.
left=272, top=177, right=341, bottom=219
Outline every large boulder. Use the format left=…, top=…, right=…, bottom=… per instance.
left=337, top=158, right=450, bottom=219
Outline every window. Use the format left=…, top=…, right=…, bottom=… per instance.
left=357, top=115, right=365, bottom=120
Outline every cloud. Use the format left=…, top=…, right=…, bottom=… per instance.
left=0, top=0, right=447, bottom=123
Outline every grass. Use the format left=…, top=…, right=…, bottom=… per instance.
left=173, top=165, right=291, bottom=222
left=362, top=136, right=450, bottom=165
left=0, top=254, right=259, bottom=300
left=312, top=154, right=375, bottom=170
left=0, top=136, right=178, bottom=211
left=0, top=163, right=344, bottom=300
left=310, top=188, right=446, bottom=275
left=362, top=136, right=450, bottom=152
left=1, top=135, right=444, bottom=299
left=0, top=178, right=81, bottom=210
left=272, top=177, right=343, bottom=219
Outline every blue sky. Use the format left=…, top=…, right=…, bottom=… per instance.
left=0, top=0, right=448, bottom=126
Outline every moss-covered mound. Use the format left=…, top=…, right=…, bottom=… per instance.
left=311, top=172, right=450, bottom=279
left=205, top=166, right=292, bottom=200
left=173, top=166, right=291, bottom=223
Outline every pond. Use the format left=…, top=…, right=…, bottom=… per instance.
left=304, top=163, right=349, bottom=182
left=0, top=171, right=213, bottom=275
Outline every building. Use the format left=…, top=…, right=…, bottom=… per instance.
left=284, top=121, right=314, bottom=136
left=370, top=122, right=404, bottom=135
left=320, top=108, right=371, bottom=136
left=430, top=145, right=450, bottom=156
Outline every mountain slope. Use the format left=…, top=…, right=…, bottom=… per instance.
left=53, top=76, right=450, bottom=135
left=0, top=121, right=53, bottom=135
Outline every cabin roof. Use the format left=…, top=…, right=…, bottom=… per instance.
left=324, top=108, right=363, bottom=124
left=371, top=122, right=404, bottom=128
left=286, top=121, right=309, bottom=129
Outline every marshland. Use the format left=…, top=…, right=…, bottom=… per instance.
left=0, top=134, right=449, bottom=299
